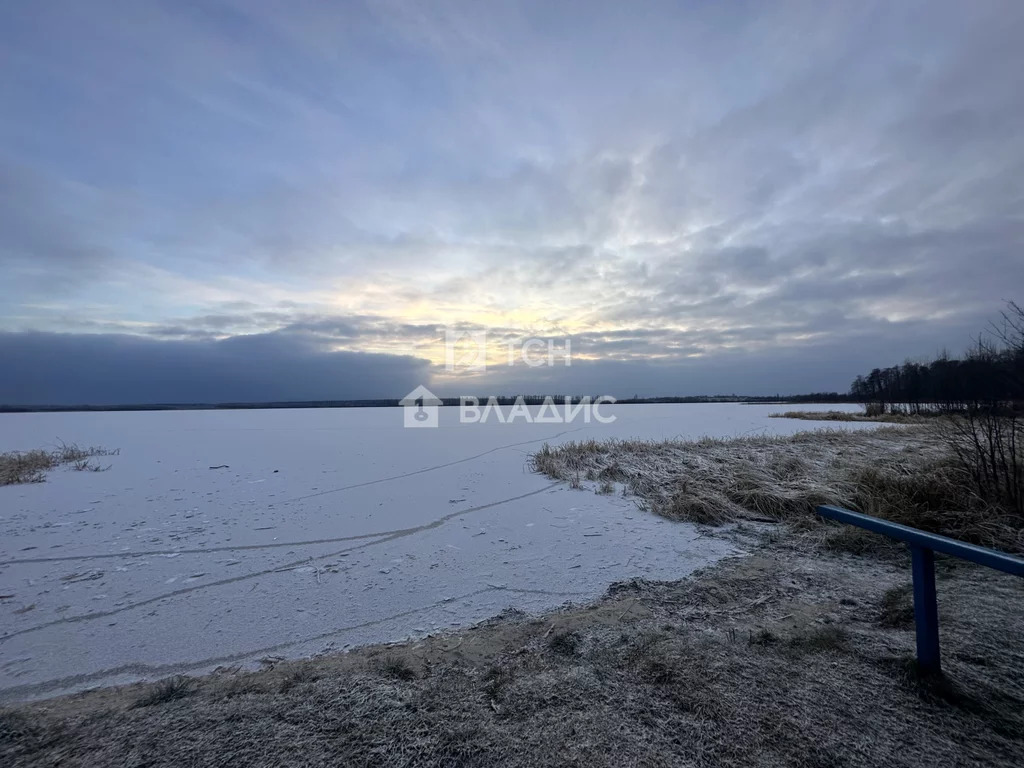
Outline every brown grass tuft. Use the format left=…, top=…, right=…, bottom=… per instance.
left=0, top=443, right=118, bottom=486
left=770, top=410, right=928, bottom=423
left=547, top=630, right=581, bottom=656
left=131, top=676, right=194, bottom=708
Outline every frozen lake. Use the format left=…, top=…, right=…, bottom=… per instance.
left=0, top=402, right=870, bottom=702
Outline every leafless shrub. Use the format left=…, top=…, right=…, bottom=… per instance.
left=0, top=450, right=53, bottom=485
left=939, top=409, right=1023, bottom=518
left=910, top=302, right=1024, bottom=518
left=0, top=443, right=118, bottom=486
left=71, top=459, right=111, bottom=472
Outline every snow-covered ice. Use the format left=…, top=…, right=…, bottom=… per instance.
left=0, top=402, right=872, bottom=702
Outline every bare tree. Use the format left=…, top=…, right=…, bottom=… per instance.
left=941, top=301, right=1024, bottom=517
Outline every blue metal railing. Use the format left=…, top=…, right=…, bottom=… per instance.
left=816, top=505, right=1024, bottom=674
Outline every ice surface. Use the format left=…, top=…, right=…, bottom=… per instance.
left=0, top=403, right=873, bottom=701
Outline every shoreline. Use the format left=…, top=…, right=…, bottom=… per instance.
left=5, top=520, right=1023, bottom=767
left=5, top=422, right=1024, bottom=765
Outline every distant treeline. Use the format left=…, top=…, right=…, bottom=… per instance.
left=0, top=400, right=403, bottom=413
left=849, top=302, right=1024, bottom=413
left=0, top=392, right=855, bottom=414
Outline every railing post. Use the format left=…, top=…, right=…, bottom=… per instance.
left=910, top=545, right=940, bottom=674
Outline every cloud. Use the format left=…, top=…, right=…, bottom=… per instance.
left=0, top=314, right=977, bottom=406
left=1, top=1, right=1022, bottom=402
left=0, top=331, right=431, bottom=405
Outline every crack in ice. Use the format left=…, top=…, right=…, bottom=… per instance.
left=274, top=425, right=590, bottom=505
left=0, top=483, right=563, bottom=644
left=0, top=582, right=589, bottom=704
left=0, top=426, right=589, bottom=568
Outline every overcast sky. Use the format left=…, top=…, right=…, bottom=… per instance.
left=2, top=1, right=1022, bottom=404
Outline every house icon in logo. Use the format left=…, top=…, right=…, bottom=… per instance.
left=399, top=385, right=442, bottom=428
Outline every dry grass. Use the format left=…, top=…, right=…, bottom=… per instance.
left=131, top=677, right=195, bottom=708
left=529, top=427, right=1024, bottom=553
left=822, top=525, right=895, bottom=557
left=770, top=410, right=928, bottom=423
left=3, top=547, right=1023, bottom=767
left=879, top=584, right=915, bottom=629
left=786, top=625, right=850, bottom=653
left=277, top=665, right=319, bottom=694
left=376, top=656, right=417, bottom=681
left=0, top=450, right=54, bottom=486
left=0, top=443, right=118, bottom=486
left=547, top=630, right=581, bottom=656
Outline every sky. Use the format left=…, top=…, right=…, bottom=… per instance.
left=1, top=1, right=1022, bottom=405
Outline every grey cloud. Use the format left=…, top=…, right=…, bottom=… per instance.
left=0, top=162, right=111, bottom=283
left=442, top=318, right=984, bottom=400
left=1, top=1, right=1022, bottom=402
left=0, top=305, right=994, bottom=407
left=0, top=331, right=430, bottom=406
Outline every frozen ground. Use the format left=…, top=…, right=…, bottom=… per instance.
left=0, top=402, right=874, bottom=702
